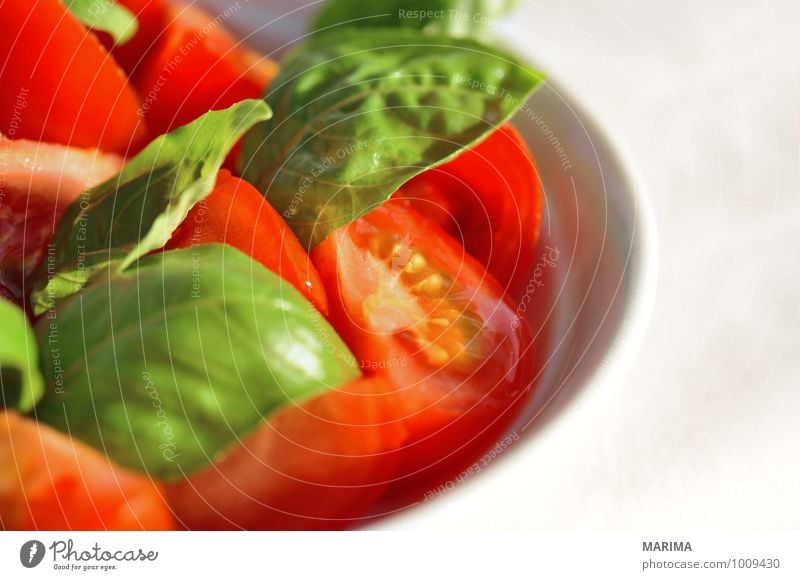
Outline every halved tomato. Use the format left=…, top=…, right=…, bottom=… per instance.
left=312, top=201, right=535, bottom=484
left=395, top=124, right=543, bottom=293
left=165, top=170, right=328, bottom=315
left=0, top=0, right=147, bottom=153
left=0, top=411, right=173, bottom=530
left=0, top=135, right=123, bottom=302
left=165, top=375, right=406, bottom=530
left=133, top=3, right=278, bottom=138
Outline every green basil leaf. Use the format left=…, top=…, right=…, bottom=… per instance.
left=31, top=100, right=272, bottom=316
left=33, top=244, right=360, bottom=481
left=0, top=299, right=45, bottom=412
left=65, top=0, right=139, bottom=45
left=240, top=28, right=542, bottom=247
left=313, top=0, right=519, bottom=42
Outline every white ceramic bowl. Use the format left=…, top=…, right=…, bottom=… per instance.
left=201, top=0, right=658, bottom=528
left=370, top=69, right=659, bottom=528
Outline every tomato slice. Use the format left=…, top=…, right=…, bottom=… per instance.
left=95, top=0, right=169, bottom=76
left=133, top=3, right=278, bottom=138
left=395, top=124, right=543, bottom=292
left=312, top=201, right=535, bottom=484
left=0, top=411, right=173, bottom=530
left=165, top=376, right=406, bottom=530
left=0, top=0, right=147, bottom=153
left=165, top=170, right=328, bottom=315
left=0, top=135, right=123, bottom=302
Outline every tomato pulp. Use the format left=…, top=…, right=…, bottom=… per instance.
left=0, top=136, right=122, bottom=301
left=396, top=124, right=543, bottom=293
left=312, top=201, right=535, bottom=489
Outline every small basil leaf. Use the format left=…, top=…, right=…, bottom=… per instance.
left=65, top=0, right=138, bottom=45
left=31, top=100, right=272, bottom=316
left=0, top=299, right=45, bottom=412
left=313, top=0, right=519, bottom=42
left=240, top=28, right=542, bottom=247
left=33, top=244, right=360, bottom=481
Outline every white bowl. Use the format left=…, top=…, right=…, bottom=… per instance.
left=201, top=0, right=658, bottom=528
left=371, top=68, right=659, bottom=528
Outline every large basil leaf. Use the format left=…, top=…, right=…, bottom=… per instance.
left=33, top=244, right=360, bottom=481
left=240, top=28, right=542, bottom=247
left=312, top=0, right=519, bottom=42
left=0, top=299, right=44, bottom=412
left=31, top=100, right=272, bottom=316
left=66, top=0, right=138, bottom=45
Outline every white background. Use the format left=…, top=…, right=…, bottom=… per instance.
left=377, top=0, right=800, bottom=530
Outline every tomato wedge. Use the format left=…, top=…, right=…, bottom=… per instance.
left=165, top=170, right=328, bottom=315
left=312, top=201, right=535, bottom=484
left=395, top=124, right=543, bottom=292
left=0, top=0, right=147, bottom=153
left=0, top=135, right=123, bottom=302
left=165, top=376, right=406, bottom=530
left=133, top=3, right=278, bottom=138
left=0, top=411, right=173, bottom=530
left=95, top=0, right=169, bottom=75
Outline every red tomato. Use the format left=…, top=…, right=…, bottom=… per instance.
left=165, top=170, right=328, bottom=315
left=96, top=0, right=169, bottom=75
left=0, top=411, right=173, bottom=530
left=395, top=124, right=543, bottom=292
left=133, top=3, right=278, bottom=138
left=0, top=135, right=123, bottom=302
left=312, top=201, right=535, bottom=483
left=165, top=376, right=406, bottom=530
left=0, top=0, right=147, bottom=153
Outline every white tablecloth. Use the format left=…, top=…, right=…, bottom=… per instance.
left=381, top=0, right=800, bottom=530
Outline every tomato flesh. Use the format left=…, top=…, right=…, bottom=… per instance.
left=0, top=411, right=173, bottom=530
left=165, top=376, right=406, bottom=530
left=0, top=0, right=147, bottom=153
left=133, top=3, right=278, bottom=139
left=96, top=0, right=169, bottom=76
left=0, top=136, right=123, bottom=302
left=165, top=170, right=328, bottom=315
left=312, top=201, right=535, bottom=482
left=395, top=124, right=543, bottom=292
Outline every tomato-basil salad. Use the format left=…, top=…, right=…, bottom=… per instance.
left=0, top=0, right=545, bottom=530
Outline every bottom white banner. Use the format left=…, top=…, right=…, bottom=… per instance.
left=0, top=531, right=797, bottom=579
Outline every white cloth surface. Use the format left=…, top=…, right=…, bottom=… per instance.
left=380, top=0, right=800, bottom=530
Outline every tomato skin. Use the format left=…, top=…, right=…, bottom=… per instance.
left=133, top=3, right=278, bottom=139
left=0, top=411, right=173, bottom=530
left=312, top=201, right=535, bottom=481
left=165, top=376, right=406, bottom=530
left=0, top=0, right=147, bottom=153
left=395, top=124, right=543, bottom=293
left=165, top=170, right=329, bottom=315
left=0, top=136, right=123, bottom=301
left=96, top=0, right=169, bottom=75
